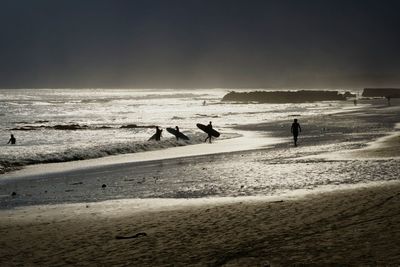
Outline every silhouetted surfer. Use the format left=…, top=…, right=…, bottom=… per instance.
left=7, top=134, right=16, bottom=145
left=175, top=126, right=180, bottom=140
left=291, top=119, right=301, bottom=146
left=155, top=126, right=162, bottom=141
left=205, top=121, right=213, bottom=143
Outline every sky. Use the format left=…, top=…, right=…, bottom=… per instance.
left=0, top=0, right=400, bottom=89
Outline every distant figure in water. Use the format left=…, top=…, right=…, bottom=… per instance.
left=155, top=126, right=163, bottom=141
left=202, top=100, right=206, bottom=106
left=7, top=134, right=16, bottom=145
left=175, top=126, right=181, bottom=140
left=291, top=119, right=301, bottom=146
left=353, top=99, right=357, bottom=106
left=386, top=96, right=391, bottom=106
left=205, top=121, right=213, bottom=143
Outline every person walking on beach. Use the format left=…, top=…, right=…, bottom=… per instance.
left=7, top=134, right=16, bottom=145
left=291, top=119, right=301, bottom=146
left=155, top=126, right=163, bottom=141
left=205, top=121, right=213, bottom=143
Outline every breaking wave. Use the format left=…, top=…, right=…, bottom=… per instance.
left=0, top=133, right=221, bottom=174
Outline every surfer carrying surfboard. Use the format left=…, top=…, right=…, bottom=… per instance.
left=175, top=126, right=180, bottom=140
left=196, top=121, right=220, bottom=143
left=173, top=126, right=185, bottom=141
left=155, top=126, right=162, bottom=141
left=205, top=121, right=213, bottom=143
left=165, top=126, right=190, bottom=140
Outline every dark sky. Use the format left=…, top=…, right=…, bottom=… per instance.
left=1, top=0, right=400, bottom=88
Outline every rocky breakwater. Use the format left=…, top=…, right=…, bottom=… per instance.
left=362, top=88, right=400, bottom=98
left=221, top=90, right=355, bottom=103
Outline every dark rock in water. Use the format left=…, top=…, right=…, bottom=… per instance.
left=11, top=126, right=39, bottom=131
left=343, top=91, right=356, bottom=98
left=120, top=124, right=157, bottom=129
left=53, top=124, right=87, bottom=130
left=362, top=88, right=400, bottom=98
left=11, top=124, right=112, bottom=131
left=171, top=116, right=184, bottom=120
left=102, top=184, right=107, bottom=188
left=120, top=124, right=138, bottom=128
left=221, top=90, right=351, bottom=103
left=11, top=192, right=16, bottom=196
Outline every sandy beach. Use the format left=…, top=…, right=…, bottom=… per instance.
left=1, top=103, right=400, bottom=266
left=1, top=181, right=400, bottom=266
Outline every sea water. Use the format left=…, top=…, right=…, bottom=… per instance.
left=0, top=88, right=359, bottom=172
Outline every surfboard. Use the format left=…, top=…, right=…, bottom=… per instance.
left=196, top=123, right=220, bottom=137
left=166, top=128, right=190, bottom=140
left=148, top=133, right=157, bottom=141
left=148, top=129, right=163, bottom=141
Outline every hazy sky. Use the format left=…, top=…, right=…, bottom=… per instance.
left=1, top=0, right=400, bottom=88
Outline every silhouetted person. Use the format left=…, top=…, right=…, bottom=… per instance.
left=202, top=100, right=206, bottom=106
left=175, top=126, right=180, bottom=140
left=7, top=134, right=16, bottom=145
left=291, top=119, right=301, bottom=146
left=353, top=99, right=357, bottom=106
left=155, top=126, right=162, bottom=141
left=386, top=96, right=391, bottom=106
left=205, top=121, right=213, bottom=143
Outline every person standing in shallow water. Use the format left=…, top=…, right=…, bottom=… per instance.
left=291, top=119, right=301, bottom=146
left=7, top=134, right=16, bottom=145
left=175, top=126, right=180, bottom=140
left=155, top=126, right=162, bottom=141
left=205, top=121, right=213, bottom=143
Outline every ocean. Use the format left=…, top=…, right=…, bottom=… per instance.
left=0, top=88, right=359, bottom=173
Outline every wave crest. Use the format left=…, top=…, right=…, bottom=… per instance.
left=0, top=133, right=208, bottom=174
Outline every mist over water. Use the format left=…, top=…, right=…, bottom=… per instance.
left=0, top=88, right=359, bottom=171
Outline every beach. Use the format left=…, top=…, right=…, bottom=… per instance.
left=2, top=0, right=400, bottom=265
left=1, top=181, right=400, bottom=266
left=1, top=97, right=400, bottom=266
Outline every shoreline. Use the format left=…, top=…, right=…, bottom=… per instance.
left=2, top=101, right=396, bottom=179
left=1, top=104, right=400, bottom=209
left=1, top=130, right=281, bottom=179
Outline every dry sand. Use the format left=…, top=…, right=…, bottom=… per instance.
left=1, top=181, right=400, bottom=266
